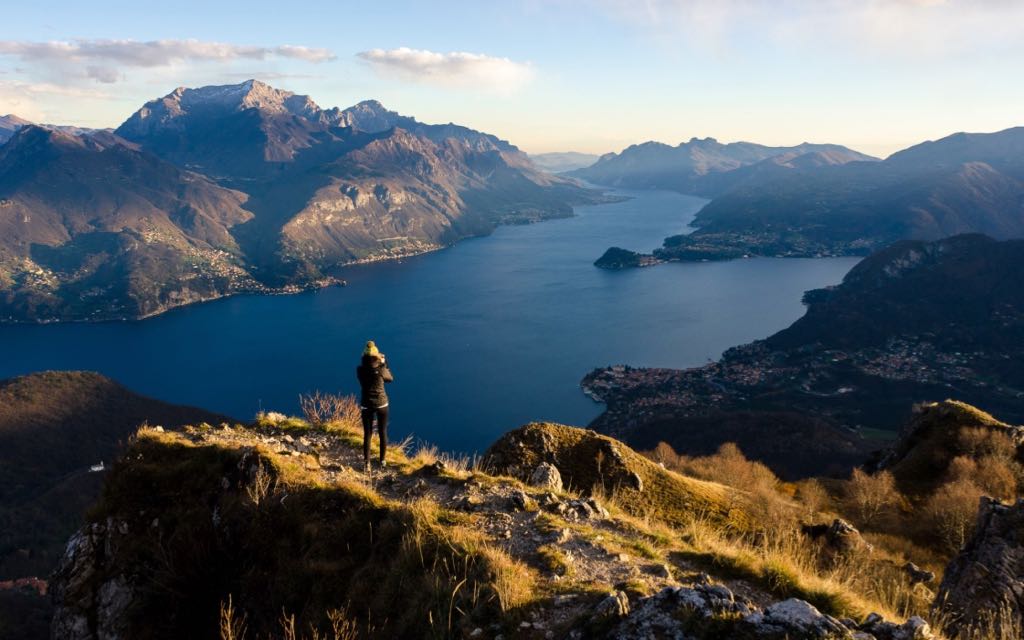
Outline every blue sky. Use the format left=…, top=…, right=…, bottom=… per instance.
left=1, top=0, right=1022, bottom=157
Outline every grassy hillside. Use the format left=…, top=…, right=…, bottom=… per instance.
left=48, top=404, right=973, bottom=639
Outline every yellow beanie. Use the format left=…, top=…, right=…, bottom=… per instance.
left=363, top=341, right=380, bottom=357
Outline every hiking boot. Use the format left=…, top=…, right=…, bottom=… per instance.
left=380, top=460, right=388, bottom=469
left=363, top=460, right=371, bottom=474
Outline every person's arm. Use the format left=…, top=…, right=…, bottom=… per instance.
left=380, top=362, right=394, bottom=383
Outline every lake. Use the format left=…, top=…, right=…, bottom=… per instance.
left=0, top=189, right=859, bottom=454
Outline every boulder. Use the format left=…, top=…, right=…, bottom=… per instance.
left=607, top=581, right=754, bottom=639
left=933, top=496, right=1024, bottom=638
left=508, top=488, right=534, bottom=511
left=594, top=590, right=631, bottom=620
left=529, top=462, right=564, bottom=492
left=803, top=519, right=872, bottom=556
left=857, top=613, right=934, bottom=640
left=902, top=562, right=935, bottom=586
left=743, top=599, right=852, bottom=638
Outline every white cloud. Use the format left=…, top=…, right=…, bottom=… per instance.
left=357, top=47, right=533, bottom=93
left=0, top=39, right=336, bottom=84
left=86, top=65, right=120, bottom=84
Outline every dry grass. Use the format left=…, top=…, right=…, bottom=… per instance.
left=536, top=544, right=574, bottom=577
left=932, top=600, right=1022, bottom=640
left=298, top=392, right=363, bottom=433
left=219, top=595, right=247, bottom=640
left=674, top=514, right=933, bottom=622
left=89, top=428, right=541, bottom=639
left=410, top=444, right=479, bottom=476
left=477, top=545, right=536, bottom=612
left=245, top=461, right=274, bottom=506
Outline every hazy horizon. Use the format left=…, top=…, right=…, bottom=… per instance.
left=3, top=0, right=1023, bottom=158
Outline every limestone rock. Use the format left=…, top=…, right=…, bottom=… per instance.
left=50, top=522, right=136, bottom=640
left=857, top=613, right=934, bottom=640
left=529, top=462, right=564, bottom=492
left=934, top=496, right=1024, bottom=637
left=743, top=599, right=852, bottom=638
left=594, top=590, right=631, bottom=620
left=607, top=581, right=754, bottom=639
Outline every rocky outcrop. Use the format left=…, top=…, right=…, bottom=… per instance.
left=857, top=613, right=934, bottom=640
left=591, top=579, right=934, bottom=640
left=593, top=590, right=630, bottom=620
left=483, top=421, right=742, bottom=528
left=49, top=522, right=134, bottom=640
left=934, top=496, right=1024, bottom=637
left=744, top=598, right=851, bottom=639
left=484, top=423, right=647, bottom=496
left=603, top=581, right=754, bottom=639
left=871, top=400, right=1024, bottom=495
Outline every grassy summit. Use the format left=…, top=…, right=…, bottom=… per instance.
left=49, top=405, right=981, bottom=639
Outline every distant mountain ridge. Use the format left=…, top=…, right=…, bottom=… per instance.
left=0, top=115, right=101, bottom=146
left=0, top=80, right=600, bottom=322
left=0, top=115, right=32, bottom=145
left=570, top=136, right=877, bottom=196
left=529, top=151, right=601, bottom=173
left=647, top=126, right=1024, bottom=262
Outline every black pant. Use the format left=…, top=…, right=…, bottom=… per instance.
left=361, top=406, right=389, bottom=462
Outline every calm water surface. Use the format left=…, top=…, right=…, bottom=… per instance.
left=0, top=190, right=859, bottom=453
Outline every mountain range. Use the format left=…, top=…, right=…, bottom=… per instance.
left=0, top=114, right=99, bottom=144
left=570, top=137, right=878, bottom=196
left=0, top=81, right=601, bottom=322
left=528, top=151, right=601, bottom=173
left=589, top=127, right=1024, bottom=263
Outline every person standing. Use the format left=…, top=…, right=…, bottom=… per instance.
left=356, top=341, right=393, bottom=472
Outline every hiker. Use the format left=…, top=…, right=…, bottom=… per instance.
left=356, top=340, right=393, bottom=472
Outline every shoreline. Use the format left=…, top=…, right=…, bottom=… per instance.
left=0, top=193, right=617, bottom=326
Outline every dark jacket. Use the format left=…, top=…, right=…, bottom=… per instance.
left=356, top=356, right=393, bottom=409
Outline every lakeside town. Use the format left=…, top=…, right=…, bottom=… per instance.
left=582, top=333, right=1024, bottom=440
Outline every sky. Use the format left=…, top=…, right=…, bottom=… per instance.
left=1, top=0, right=1022, bottom=158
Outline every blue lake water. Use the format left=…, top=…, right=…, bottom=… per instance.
left=0, top=190, right=859, bottom=453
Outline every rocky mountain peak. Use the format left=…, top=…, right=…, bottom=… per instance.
left=685, top=136, right=720, bottom=146
left=336, top=98, right=413, bottom=134
left=0, top=113, right=33, bottom=127
left=174, top=79, right=321, bottom=116
left=116, top=79, right=326, bottom=138
left=0, top=114, right=35, bottom=145
left=1, top=124, right=82, bottom=153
